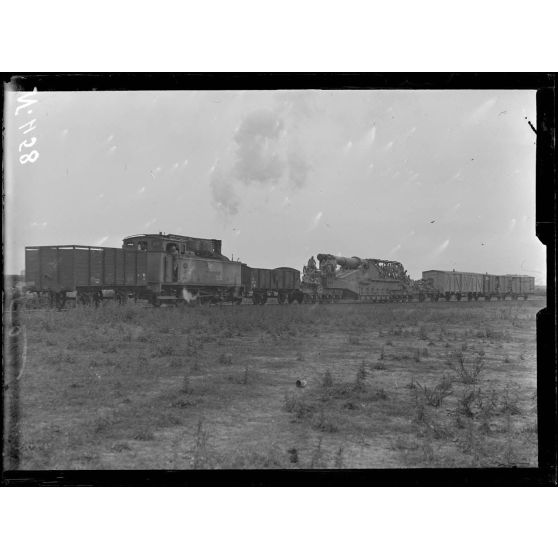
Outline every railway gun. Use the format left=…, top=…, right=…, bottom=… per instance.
left=301, top=254, right=439, bottom=303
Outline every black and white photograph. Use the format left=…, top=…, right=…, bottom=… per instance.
left=3, top=74, right=553, bottom=480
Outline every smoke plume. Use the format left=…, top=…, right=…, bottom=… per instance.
left=209, top=108, right=311, bottom=215
left=234, top=109, right=285, bottom=185
left=210, top=166, right=240, bottom=216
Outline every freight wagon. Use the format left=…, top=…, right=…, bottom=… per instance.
left=506, top=275, right=535, bottom=299
left=422, top=270, right=484, bottom=300
left=241, top=264, right=303, bottom=304
left=422, top=270, right=535, bottom=300
left=25, top=233, right=243, bottom=308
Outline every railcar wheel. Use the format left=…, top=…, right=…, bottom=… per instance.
left=260, top=293, right=268, bottom=305
left=93, top=291, right=103, bottom=307
left=445, top=293, right=451, bottom=301
left=78, top=292, right=91, bottom=306
left=55, top=292, right=67, bottom=310
left=277, top=293, right=286, bottom=305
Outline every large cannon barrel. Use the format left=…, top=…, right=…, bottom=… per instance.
left=317, top=254, right=362, bottom=269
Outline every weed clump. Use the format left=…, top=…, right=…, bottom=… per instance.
left=415, top=375, right=453, bottom=407
left=450, top=350, right=485, bottom=384
left=500, top=386, right=522, bottom=415
left=309, top=437, right=324, bottom=468
left=284, top=393, right=314, bottom=419
left=312, top=407, right=338, bottom=433
left=133, top=427, right=155, bottom=441
left=219, top=352, right=233, bottom=365
left=154, top=343, right=175, bottom=357
left=334, top=447, right=345, bottom=468
left=287, top=448, right=299, bottom=463
left=322, top=371, right=334, bottom=388
left=181, top=374, right=193, bottom=394
left=192, top=419, right=209, bottom=468
left=354, top=361, right=368, bottom=391
left=458, top=388, right=482, bottom=418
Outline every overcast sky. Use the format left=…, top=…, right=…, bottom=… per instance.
left=4, top=89, right=545, bottom=283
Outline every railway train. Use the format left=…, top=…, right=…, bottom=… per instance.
left=21, top=232, right=535, bottom=308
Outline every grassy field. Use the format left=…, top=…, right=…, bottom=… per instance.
left=7, top=298, right=541, bottom=469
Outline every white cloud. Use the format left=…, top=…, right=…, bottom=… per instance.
left=431, top=239, right=450, bottom=257
left=361, top=125, right=376, bottom=146
left=389, top=244, right=401, bottom=256
left=465, top=97, right=497, bottom=125
left=508, top=218, right=517, bottom=232
left=94, top=235, right=109, bottom=246
left=309, top=211, right=323, bottom=230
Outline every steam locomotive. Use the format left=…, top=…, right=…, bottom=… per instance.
left=23, top=233, right=534, bottom=309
